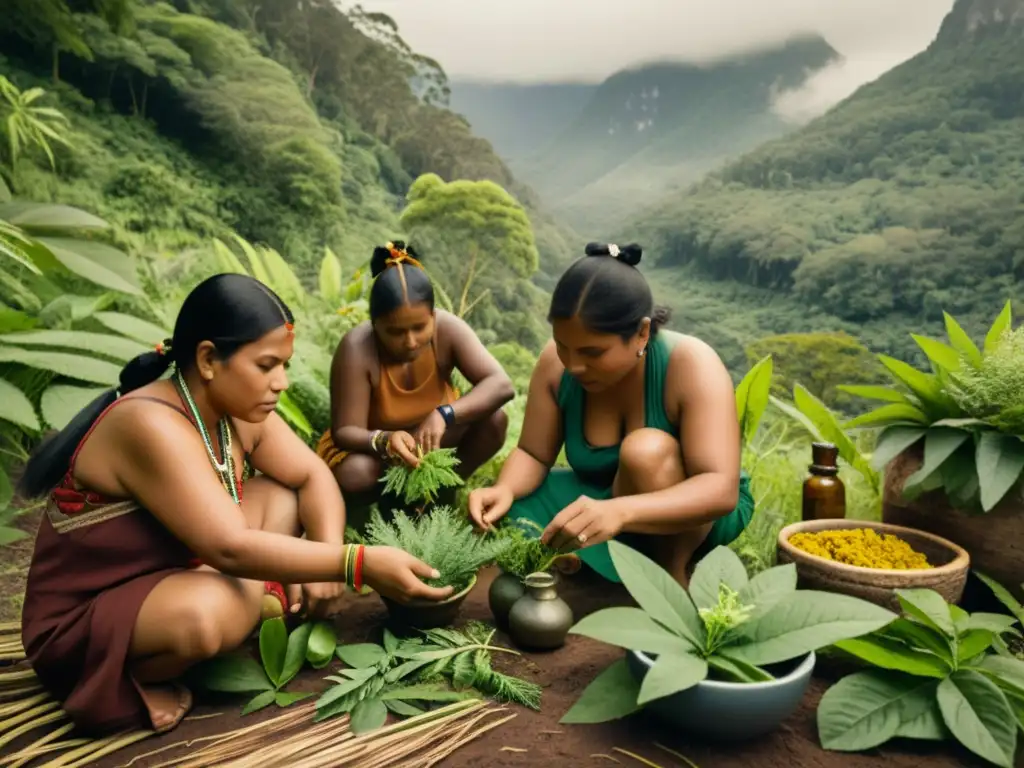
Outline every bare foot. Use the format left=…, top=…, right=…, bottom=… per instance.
left=139, top=682, right=193, bottom=733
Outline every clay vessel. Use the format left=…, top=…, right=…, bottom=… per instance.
left=488, top=570, right=526, bottom=631
left=380, top=574, right=477, bottom=630
left=508, top=571, right=573, bottom=650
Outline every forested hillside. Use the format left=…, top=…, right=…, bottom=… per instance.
left=505, top=36, right=839, bottom=233
left=629, top=0, right=1024, bottom=368
left=1, top=0, right=578, bottom=351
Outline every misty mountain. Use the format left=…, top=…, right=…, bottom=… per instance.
left=625, top=0, right=1024, bottom=369
left=448, top=80, right=597, bottom=162
left=504, top=34, right=839, bottom=233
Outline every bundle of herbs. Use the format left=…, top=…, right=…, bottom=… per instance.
left=381, top=446, right=464, bottom=507
left=493, top=519, right=562, bottom=578
left=316, top=624, right=541, bottom=734
left=365, top=504, right=509, bottom=590
left=945, top=324, right=1024, bottom=434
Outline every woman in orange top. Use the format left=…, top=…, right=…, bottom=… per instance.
left=317, top=242, right=515, bottom=511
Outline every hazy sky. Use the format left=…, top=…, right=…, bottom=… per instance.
left=356, top=0, right=956, bottom=121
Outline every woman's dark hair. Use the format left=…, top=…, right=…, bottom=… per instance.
left=18, top=274, right=294, bottom=499
left=548, top=242, right=672, bottom=339
left=368, top=240, right=434, bottom=321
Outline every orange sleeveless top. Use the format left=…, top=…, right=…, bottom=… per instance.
left=368, top=339, right=456, bottom=430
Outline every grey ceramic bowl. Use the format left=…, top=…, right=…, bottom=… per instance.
left=626, top=649, right=816, bottom=741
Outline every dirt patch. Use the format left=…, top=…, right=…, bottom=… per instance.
left=3, top=564, right=981, bottom=767
left=0, top=506, right=39, bottom=624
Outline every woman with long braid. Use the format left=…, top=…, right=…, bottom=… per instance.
left=19, top=274, right=452, bottom=736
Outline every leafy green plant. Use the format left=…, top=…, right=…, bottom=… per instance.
left=0, top=75, right=72, bottom=180
left=560, top=541, right=896, bottom=724
left=840, top=302, right=1024, bottom=512
left=381, top=446, right=464, bottom=507
left=818, top=587, right=1024, bottom=768
left=492, top=518, right=565, bottom=579
left=316, top=624, right=537, bottom=733
left=974, top=571, right=1024, bottom=658
left=364, top=505, right=509, bottom=590
left=191, top=619, right=337, bottom=714
left=735, top=354, right=772, bottom=448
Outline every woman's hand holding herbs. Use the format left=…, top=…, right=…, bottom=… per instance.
left=412, top=409, right=447, bottom=454
left=542, top=496, right=626, bottom=553
left=387, top=430, right=420, bottom=467
left=468, top=485, right=514, bottom=531
left=362, top=545, right=455, bottom=604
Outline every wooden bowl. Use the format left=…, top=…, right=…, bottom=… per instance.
left=777, top=519, right=970, bottom=611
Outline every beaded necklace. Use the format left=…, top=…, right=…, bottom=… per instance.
left=173, top=367, right=241, bottom=504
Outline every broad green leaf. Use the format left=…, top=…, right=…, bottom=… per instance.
left=0, top=525, right=29, bottom=545
left=975, top=432, right=1024, bottom=512
left=833, top=635, right=950, bottom=678
left=0, top=379, right=39, bottom=430
left=957, top=630, right=996, bottom=662
left=276, top=390, right=313, bottom=438
left=870, top=426, right=926, bottom=470
left=939, top=443, right=980, bottom=508
left=636, top=652, right=708, bottom=705
left=233, top=234, right=273, bottom=286
left=569, top=607, right=695, bottom=656
left=275, top=691, right=312, bottom=707
left=39, top=293, right=110, bottom=324
left=937, top=670, right=1017, bottom=767
left=385, top=699, right=424, bottom=717
left=985, top=301, right=1012, bottom=355
left=242, top=690, right=276, bottom=716
left=707, top=652, right=773, bottom=683
left=912, top=334, right=962, bottom=374
left=195, top=655, right=273, bottom=693
left=817, top=670, right=936, bottom=751
left=382, top=628, right=399, bottom=655
left=306, top=622, right=337, bottom=669
left=38, top=237, right=142, bottom=295
left=260, top=618, right=288, bottom=687
left=688, top=545, right=749, bottom=611
left=896, top=589, right=955, bottom=638
left=973, top=655, right=1024, bottom=695
left=349, top=697, right=388, bottom=735
left=0, top=304, right=36, bottom=333
left=40, top=385, right=108, bottom=430
left=973, top=571, right=1024, bottom=623
left=769, top=395, right=822, bottom=439
left=380, top=685, right=474, bottom=703
left=735, top=354, right=772, bottom=445
left=0, top=346, right=120, bottom=385
left=836, top=384, right=912, bottom=405
left=962, top=613, right=1020, bottom=636
left=738, top=562, right=797, bottom=620
left=0, top=202, right=108, bottom=229
left=92, top=311, right=170, bottom=345
left=729, top=590, right=897, bottom=666
left=0, top=330, right=147, bottom=362
left=793, top=384, right=878, bottom=488
left=0, top=467, right=12, bottom=511
left=315, top=674, right=371, bottom=710
left=608, top=540, right=703, bottom=646
left=895, top=699, right=947, bottom=741
left=904, top=428, right=969, bottom=491
left=280, top=622, right=314, bottom=687
left=845, top=403, right=929, bottom=429
left=876, top=355, right=947, bottom=414
left=931, top=417, right=988, bottom=429
left=258, top=246, right=305, bottom=309
left=319, top=247, right=343, bottom=304
left=943, top=312, right=983, bottom=369
left=336, top=642, right=388, bottom=668
left=559, top=658, right=642, bottom=724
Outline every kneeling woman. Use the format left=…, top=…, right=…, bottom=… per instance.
left=19, top=274, right=454, bottom=737
left=468, top=243, right=753, bottom=586
left=317, top=242, right=514, bottom=514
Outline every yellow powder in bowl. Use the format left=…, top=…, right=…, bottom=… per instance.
left=788, top=528, right=932, bottom=570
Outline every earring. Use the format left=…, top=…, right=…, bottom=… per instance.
left=637, top=348, right=646, bottom=358
left=203, top=370, right=214, bottom=381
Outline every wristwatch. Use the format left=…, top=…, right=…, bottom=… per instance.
left=437, top=404, right=455, bottom=427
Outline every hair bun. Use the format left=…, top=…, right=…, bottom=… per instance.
left=584, top=242, right=642, bottom=266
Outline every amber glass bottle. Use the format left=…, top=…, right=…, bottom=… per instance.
left=802, top=442, right=846, bottom=521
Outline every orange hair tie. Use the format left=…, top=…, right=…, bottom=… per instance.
left=285, top=322, right=295, bottom=337
left=384, top=246, right=423, bottom=271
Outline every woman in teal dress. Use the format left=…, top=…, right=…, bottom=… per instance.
left=467, top=242, right=753, bottom=585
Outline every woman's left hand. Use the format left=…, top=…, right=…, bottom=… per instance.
left=413, top=409, right=448, bottom=454
left=286, top=582, right=347, bottom=619
left=541, top=496, right=627, bottom=553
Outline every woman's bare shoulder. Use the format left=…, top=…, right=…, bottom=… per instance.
left=666, top=333, right=732, bottom=396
